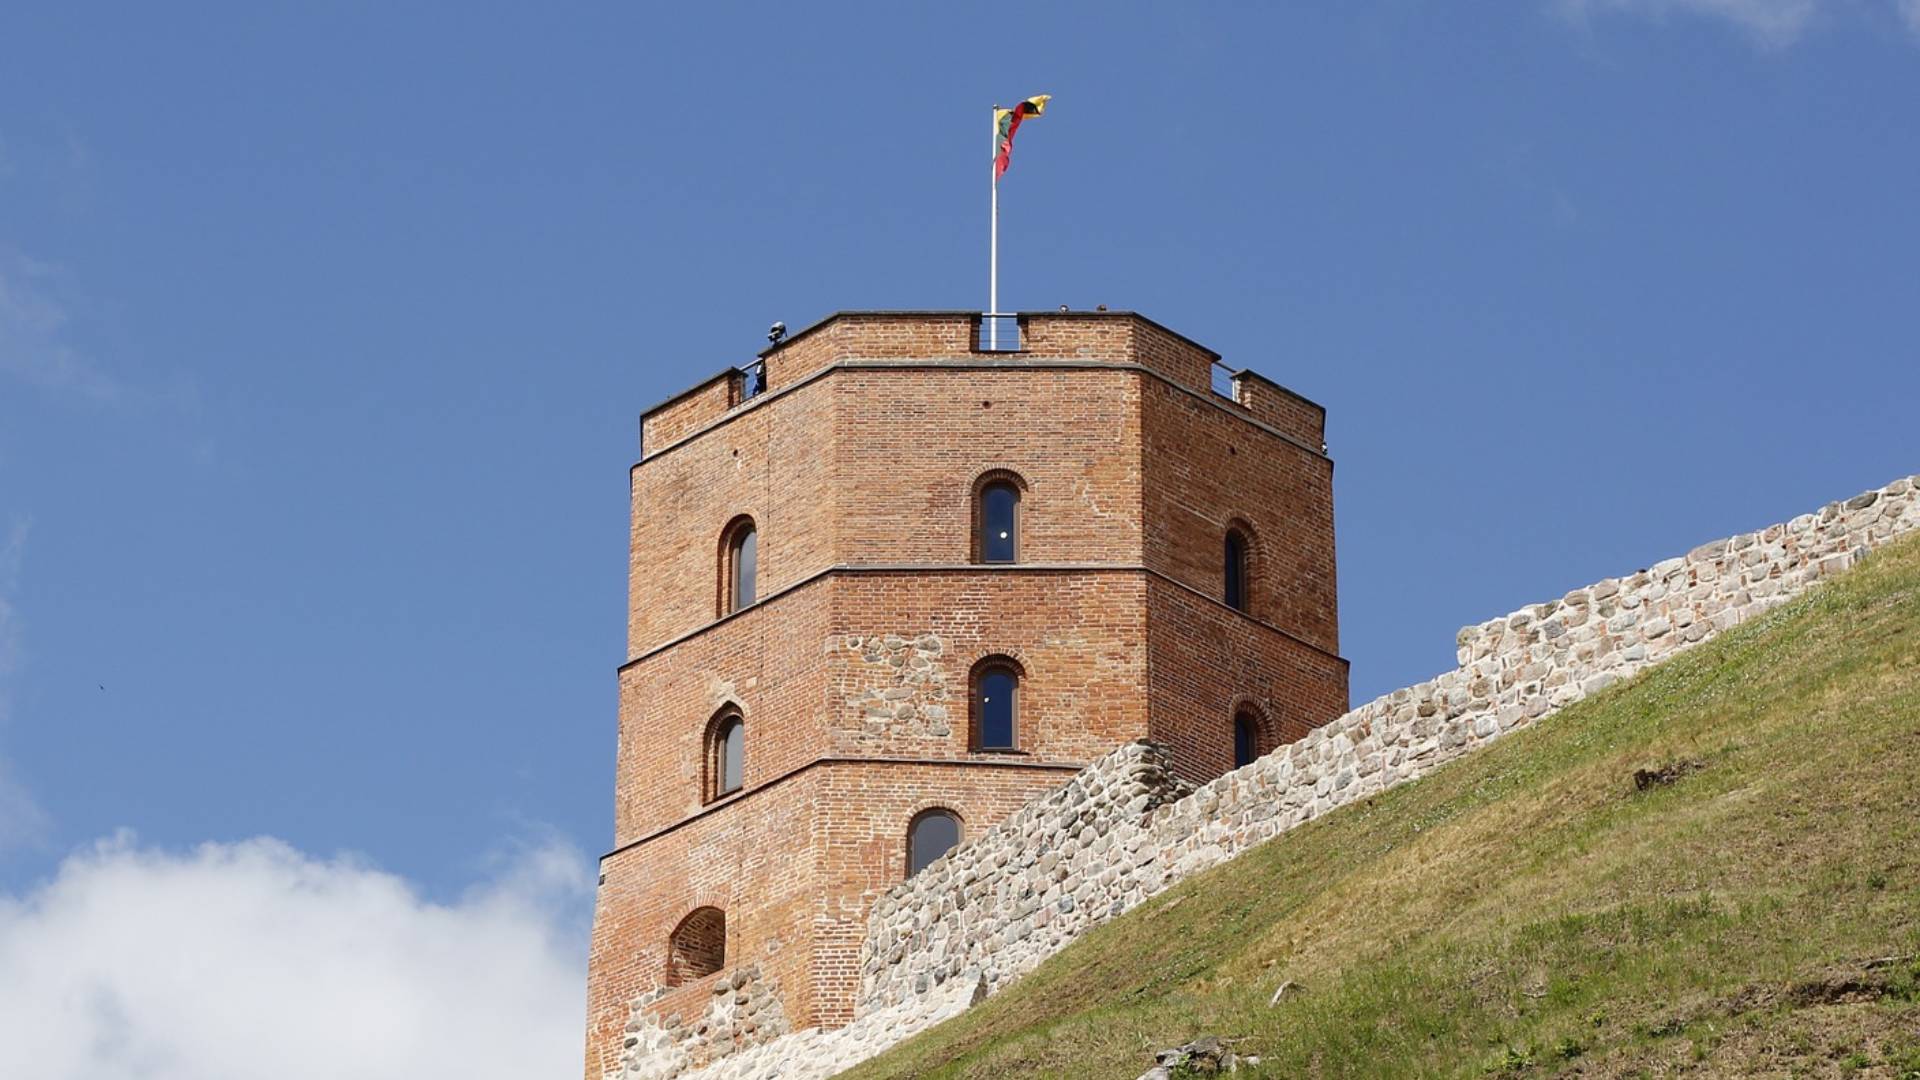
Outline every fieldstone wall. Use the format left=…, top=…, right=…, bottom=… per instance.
left=661, top=975, right=985, bottom=1080
left=617, top=965, right=790, bottom=1080
left=857, top=473, right=1920, bottom=1013
left=841, top=633, right=955, bottom=744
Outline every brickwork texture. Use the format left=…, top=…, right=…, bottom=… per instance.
left=585, top=311, right=1348, bottom=1079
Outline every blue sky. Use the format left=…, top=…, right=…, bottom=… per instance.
left=2, top=4, right=1918, bottom=1076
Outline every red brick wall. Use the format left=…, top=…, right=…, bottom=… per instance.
left=590, top=312, right=1346, bottom=1077
left=638, top=311, right=1229, bottom=462
left=586, top=770, right=825, bottom=1080
left=627, top=377, right=840, bottom=656
left=1145, top=577, right=1349, bottom=780
left=585, top=760, right=1077, bottom=1078
left=615, top=571, right=1149, bottom=844
left=642, top=374, right=733, bottom=454
left=830, top=368, right=1144, bottom=565
left=804, top=761, right=1076, bottom=1025
left=1140, top=376, right=1340, bottom=656
left=1230, top=370, right=1326, bottom=449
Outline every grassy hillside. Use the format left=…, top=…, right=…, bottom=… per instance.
left=846, top=535, right=1920, bottom=1079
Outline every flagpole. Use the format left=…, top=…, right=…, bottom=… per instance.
left=989, top=105, right=999, bottom=350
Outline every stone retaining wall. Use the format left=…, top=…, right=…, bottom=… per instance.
left=617, top=966, right=789, bottom=1080
left=857, top=473, right=1920, bottom=1013
left=661, top=976, right=985, bottom=1080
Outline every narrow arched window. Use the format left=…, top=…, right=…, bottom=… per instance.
left=1233, top=708, right=1261, bottom=769
left=710, top=712, right=745, bottom=799
left=977, top=481, right=1020, bottom=563
left=665, top=907, right=726, bottom=986
left=1224, top=527, right=1251, bottom=613
left=907, top=809, right=962, bottom=877
left=972, top=661, right=1020, bottom=751
left=721, top=517, right=757, bottom=614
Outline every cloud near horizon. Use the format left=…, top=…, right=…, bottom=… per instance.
left=0, top=832, right=592, bottom=1080
left=1556, top=0, right=1920, bottom=47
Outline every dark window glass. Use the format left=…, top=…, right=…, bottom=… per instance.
left=731, top=526, right=757, bottom=610
left=717, top=717, right=744, bottom=795
left=908, top=811, right=961, bottom=876
left=976, top=667, right=1017, bottom=750
left=980, top=483, right=1018, bottom=563
left=1225, top=530, right=1249, bottom=612
left=1233, top=712, right=1259, bottom=768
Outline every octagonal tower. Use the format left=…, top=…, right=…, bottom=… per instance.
left=585, top=311, right=1347, bottom=1076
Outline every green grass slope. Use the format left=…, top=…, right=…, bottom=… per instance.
left=847, top=535, right=1920, bottom=1079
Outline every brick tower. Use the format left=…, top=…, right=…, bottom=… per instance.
left=584, top=311, right=1347, bottom=1076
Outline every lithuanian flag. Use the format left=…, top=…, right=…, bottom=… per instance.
left=993, top=95, right=1051, bottom=181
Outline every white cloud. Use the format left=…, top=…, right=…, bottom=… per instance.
left=0, top=251, right=138, bottom=405
left=1899, top=0, right=1920, bottom=33
left=0, top=832, right=592, bottom=1080
left=1556, top=0, right=1822, bottom=47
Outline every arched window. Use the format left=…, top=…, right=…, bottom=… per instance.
left=907, top=809, right=962, bottom=877
left=1224, top=526, right=1251, bottom=613
left=1233, top=707, right=1261, bottom=769
left=975, top=480, right=1020, bottom=563
left=971, top=659, right=1021, bottom=751
left=709, top=711, right=745, bottom=799
left=720, top=517, right=757, bottom=614
left=665, top=907, right=726, bottom=986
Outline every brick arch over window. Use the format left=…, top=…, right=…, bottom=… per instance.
left=717, top=515, right=758, bottom=616
left=968, top=654, right=1026, bottom=751
left=1222, top=515, right=1264, bottom=616
left=906, top=807, right=964, bottom=878
left=704, top=704, right=746, bottom=802
left=664, top=906, right=726, bottom=986
left=970, top=469, right=1028, bottom=564
left=1230, top=697, right=1272, bottom=769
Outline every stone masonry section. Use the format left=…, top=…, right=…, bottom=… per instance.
left=614, top=471, right=1916, bottom=1080
left=585, top=311, right=1349, bottom=1079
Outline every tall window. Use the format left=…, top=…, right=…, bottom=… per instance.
left=710, top=712, right=745, bottom=799
left=722, top=517, right=757, bottom=614
left=976, top=480, right=1020, bottom=563
left=908, top=810, right=962, bottom=876
left=666, top=907, right=726, bottom=986
left=1233, top=708, right=1261, bottom=769
left=972, top=660, right=1020, bottom=751
left=1224, top=526, right=1251, bottom=613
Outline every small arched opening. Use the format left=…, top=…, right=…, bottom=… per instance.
left=707, top=709, right=745, bottom=801
left=1224, top=523, right=1254, bottom=614
left=719, top=516, right=758, bottom=615
left=970, top=657, right=1023, bottom=752
left=972, top=472, right=1026, bottom=564
left=1233, top=706, right=1263, bottom=769
left=665, top=906, right=726, bottom=986
left=907, top=808, right=963, bottom=877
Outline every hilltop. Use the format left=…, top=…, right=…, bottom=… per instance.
left=844, top=534, right=1920, bottom=1078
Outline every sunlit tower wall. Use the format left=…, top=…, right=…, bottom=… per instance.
left=583, top=310, right=1347, bottom=1077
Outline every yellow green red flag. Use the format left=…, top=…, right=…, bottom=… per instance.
left=993, top=95, right=1051, bottom=181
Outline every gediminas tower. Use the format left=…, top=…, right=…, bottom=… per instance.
left=585, top=310, right=1348, bottom=1075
